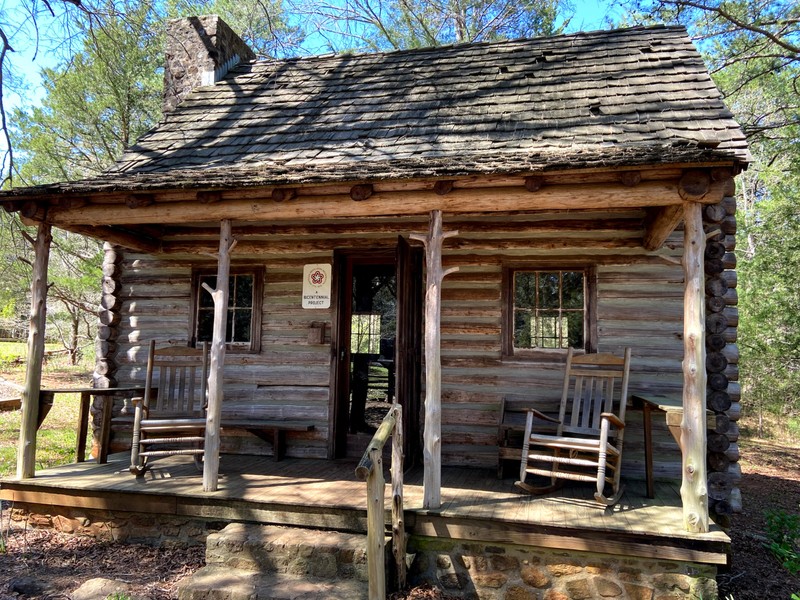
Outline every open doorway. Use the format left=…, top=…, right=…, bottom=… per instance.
left=332, top=243, right=422, bottom=461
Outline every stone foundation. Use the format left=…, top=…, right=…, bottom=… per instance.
left=5, top=504, right=219, bottom=547
left=408, top=536, right=718, bottom=600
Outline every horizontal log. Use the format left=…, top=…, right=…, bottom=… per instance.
left=710, top=413, right=731, bottom=434
left=704, top=203, right=726, bottom=224
left=103, top=245, right=124, bottom=265
left=723, top=344, right=739, bottom=365
left=708, top=471, right=733, bottom=501
left=708, top=390, right=731, bottom=412
left=708, top=432, right=731, bottom=453
left=706, top=333, right=726, bottom=352
left=704, top=241, right=725, bottom=260
left=98, top=309, right=120, bottom=327
left=729, top=487, right=742, bottom=513
left=45, top=179, right=730, bottom=227
left=720, top=215, right=737, bottom=235
left=724, top=306, right=739, bottom=328
left=100, top=293, right=122, bottom=311
left=722, top=252, right=736, bottom=270
left=708, top=373, right=729, bottom=392
left=706, top=296, right=726, bottom=314
left=706, top=313, right=729, bottom=334
left=721, top=270, right=737, bottom=289
left=708, top=452, right=730, bottom=473
left=721, top=196, right=736, bottom=216
left=724, top=287, right=738, bottom=306
left=705, top=277, right=728, bottom=297
left=704, top=258, right=724, bottom=276
left=706, top=352, right=728, bottom=374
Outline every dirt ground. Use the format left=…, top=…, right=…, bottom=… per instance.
left=716, top=438, right=800, bottom=600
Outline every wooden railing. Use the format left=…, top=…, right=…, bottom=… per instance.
left=355, top=403, right=405, bottom=600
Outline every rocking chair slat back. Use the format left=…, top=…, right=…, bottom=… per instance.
left=144, top=342, right=209, bottom=417
left=562, top=354, right=628, bottom=437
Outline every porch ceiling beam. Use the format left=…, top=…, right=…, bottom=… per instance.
left=43, top=178, right=732, bottom=228
left=643, top=205, right=684, bottom=251
left=66, top=224, right=162, bottom=254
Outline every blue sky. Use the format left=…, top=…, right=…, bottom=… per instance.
left=2, top=0, right=622, bottom=134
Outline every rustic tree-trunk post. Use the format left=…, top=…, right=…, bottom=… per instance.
left=410, top=210, right=458, bottom=509
left=203, top=219, right=234, bottom=491
left=17, top=222, right=52, bottom=479
left=392, top=405, right=406, bottom=590
left=681, top=202, right=709, bottom=532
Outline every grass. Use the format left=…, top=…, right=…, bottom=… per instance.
left=0, top=341, right=94, bottom=478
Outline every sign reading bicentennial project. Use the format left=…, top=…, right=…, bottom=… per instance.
left=302, top=264, right=332, bottom=309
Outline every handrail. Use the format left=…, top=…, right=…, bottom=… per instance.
left=355, top=403, right=405, bottom=600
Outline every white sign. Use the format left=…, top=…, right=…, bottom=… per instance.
left=302, top=264, right=332, bottom=309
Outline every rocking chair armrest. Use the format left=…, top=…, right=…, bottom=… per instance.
left=600, top=412, right=625, bottom=429
left=526, top=408, right=561, bottom=424
left=131, top=397, right=149, bottom=419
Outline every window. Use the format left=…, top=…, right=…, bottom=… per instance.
left=505, top=267, right=595, bottom=356
left=191, top=269, right=263, bottom=352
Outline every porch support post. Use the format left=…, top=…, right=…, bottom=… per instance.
left=681, top=201, right=709, bottom=532
left=17, top=222, right=52, bottom=479
left=203, top=219, right=233, bottom=492
left=410, top=210, right=458, bottom=509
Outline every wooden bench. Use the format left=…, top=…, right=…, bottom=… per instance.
left=220, top=419, right=315, bottom=461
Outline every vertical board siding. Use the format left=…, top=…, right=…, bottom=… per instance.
left=110, top=213, right=686, bottom=479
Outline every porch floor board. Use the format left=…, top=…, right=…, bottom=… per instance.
left=0, top=453, right=729, bottom=564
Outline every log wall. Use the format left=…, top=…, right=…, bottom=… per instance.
left=106, top=210, right=695, bottom=480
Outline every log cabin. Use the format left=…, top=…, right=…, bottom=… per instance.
left=0, top=18, right=750, bottom=598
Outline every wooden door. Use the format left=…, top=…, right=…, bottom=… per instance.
left=396, top=236, right=423, bottom=466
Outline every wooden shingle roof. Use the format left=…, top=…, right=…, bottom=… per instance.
left=5, top=25, right=748, bottom=198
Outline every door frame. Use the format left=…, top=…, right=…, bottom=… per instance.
left=329, top=246, right=422, bottom=461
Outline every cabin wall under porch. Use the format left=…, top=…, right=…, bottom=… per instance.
left=96, top=203, right=739, bottom=501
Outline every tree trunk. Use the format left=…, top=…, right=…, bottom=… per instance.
left=203, top=219, right=232, bottom=492
left=410, top=210, right=458, bottom=509
left=17, top=222, right=52, bottom=479
left=681, top=202, right=709, bottom=533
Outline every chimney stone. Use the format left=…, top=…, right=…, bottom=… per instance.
left=163, top=15, right=256, bottom=115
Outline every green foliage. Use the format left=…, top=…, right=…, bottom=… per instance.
left=765, top=508, right=800, bottom=575
left=10, top=1, right=163, bottom=185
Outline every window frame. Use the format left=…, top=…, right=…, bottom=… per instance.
left=501, top=264, right=597, bottom=360
left=189, top=266, right=264, bottom=354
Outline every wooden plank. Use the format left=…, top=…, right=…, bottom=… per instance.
left=410, top=517, right=728, bottom=564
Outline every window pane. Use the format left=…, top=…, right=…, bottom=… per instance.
left=538, top=272, right=560, bottom=308
left=566, top=312, right=584, bottom=348
left=236, top=275, right=254, bottom=308
left=233, top=309, right=252, bottom=342
left=562, top=272, right=584, bottom=309
left=198, top=276, right=216, bottom=308
left=535, top=310, right=561, bottom=348
left=511, top=269, right=587, bottom=351
left=197, top=309, right=214, bottom=341
left=514, top=272, right=536, bottom=309
left=225, top=311, right=234, bottom=343
left=514, top=310, right=532, bottom=348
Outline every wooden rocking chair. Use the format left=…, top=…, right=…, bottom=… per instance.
left=130, top=340, right=210, bottom=476
left=516, top=347, right=632, bottom=506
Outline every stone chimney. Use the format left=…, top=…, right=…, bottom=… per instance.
left=163, top=15, right=256, bottom=115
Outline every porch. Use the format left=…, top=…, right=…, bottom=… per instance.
left=0, top=453, right=729, bottom=566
